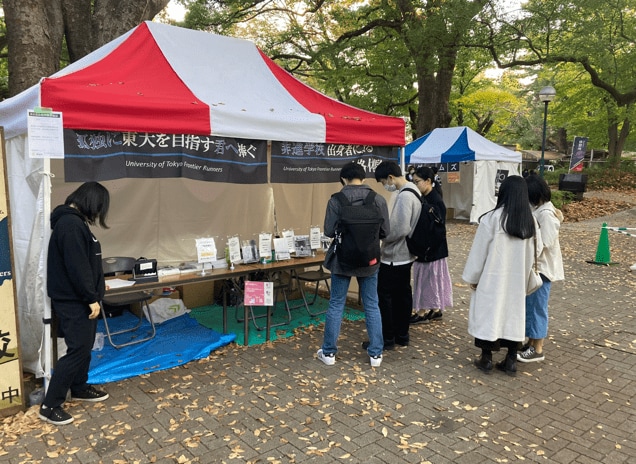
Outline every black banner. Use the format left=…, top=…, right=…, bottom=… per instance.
left=63, top=130, right=268, bottom=184
left=270, top=142, right=399, bottom=183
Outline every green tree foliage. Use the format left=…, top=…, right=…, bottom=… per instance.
left=181, top=0, right=492, bottom=138
left=482, top=0, right=636, bottom=161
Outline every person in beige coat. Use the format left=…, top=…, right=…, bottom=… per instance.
left=518, top=174, right=564, bottom=363
left=462, top=176, right=542, bottom=376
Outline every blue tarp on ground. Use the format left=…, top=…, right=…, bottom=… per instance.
left=88, top=312, right=235, bottom=384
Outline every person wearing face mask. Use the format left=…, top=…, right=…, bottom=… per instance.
left=364, top=161, right=420, bottom=351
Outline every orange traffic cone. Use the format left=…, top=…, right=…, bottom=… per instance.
left=587, top=223, right=618, bottom=265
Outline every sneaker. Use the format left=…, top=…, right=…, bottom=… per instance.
left=361, top=341, right=395, bottom=351
left=517, top=346, right=545, bottom=363
left=316, top=349, right=335, bottom=366
left=370, top=355, right=382, bottom=367
left=71, top=385, right=109, bottom=402
left=409, top=313, right=428, bottom=324
left=39, top=405, right=74, bottom=425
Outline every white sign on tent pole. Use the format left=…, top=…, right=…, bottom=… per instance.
left=27, top=108, right=64, bottom=159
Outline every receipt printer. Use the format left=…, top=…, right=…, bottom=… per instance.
left=132, top=258, right=158, bottom=283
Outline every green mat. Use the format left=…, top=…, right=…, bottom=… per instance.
left=189, top=296, right=364, bottom=346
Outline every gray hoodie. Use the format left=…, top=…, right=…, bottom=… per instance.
left=381, top=183, right=421, bottom=264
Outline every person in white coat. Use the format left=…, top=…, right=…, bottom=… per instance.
left=518, top=174, right=564, bottom=363
left=462, top=176, right=542, bottom=377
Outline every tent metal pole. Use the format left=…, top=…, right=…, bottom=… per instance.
left=42, top=159, right=53, bottom=392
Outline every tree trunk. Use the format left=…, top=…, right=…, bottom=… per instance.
left=607, top=118, right=630, bottom=168
left=4, top=0, right=64, bottom=96
left=4, top=0, right=170, bottom=96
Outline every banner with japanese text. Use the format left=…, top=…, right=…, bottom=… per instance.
left=270, top=142, right=399, bottom=183
left=64, top=130, right=268, bottom=184
left=569, top=136, right=588, bottom=172
left=0, top=128, right=25, bottom=416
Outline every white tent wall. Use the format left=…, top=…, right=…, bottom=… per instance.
left=5, top=135, right=49, bottom=375
left=49, top=166, right=277, bottom=265
left=439, top=160, right=520, bottom=223
left=440, top=162, right=474, bottom=221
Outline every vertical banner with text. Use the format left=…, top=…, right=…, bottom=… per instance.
left=0, top=128, right=25, bottom=416
left=569, top=136, right=588, bottom=172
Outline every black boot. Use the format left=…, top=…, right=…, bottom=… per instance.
left=495, top=350, right=517, bottom=377
left=474, top=349, right=493, bottom=374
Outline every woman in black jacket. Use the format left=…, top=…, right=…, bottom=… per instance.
left=409, top=167, right=453, bottom=324
left=40, top=182, right=111, bottom=425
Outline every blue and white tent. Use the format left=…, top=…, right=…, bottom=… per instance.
left=406, top=126, right=520, bottom=164
left=405, top=127, right=521, bottom=223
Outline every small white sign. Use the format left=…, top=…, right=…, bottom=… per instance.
left=27, top=109, right=65, bottom=159
left=310, top=227, right=321, bottom=250
left=196, top=237, right=217, bottom=263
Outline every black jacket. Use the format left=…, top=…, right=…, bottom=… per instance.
left=47, top=205, right=105, bottom=303
left=416, top=189, right=449, bottom=263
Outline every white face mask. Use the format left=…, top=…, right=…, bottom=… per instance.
left=384, top=183, right=397, bottom=192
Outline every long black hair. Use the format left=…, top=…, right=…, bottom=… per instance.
left=525, top=173, right=551, bottom=206
left=65, top=182, right=110, bottom=228
left=494, top=176, right=535, bottom=239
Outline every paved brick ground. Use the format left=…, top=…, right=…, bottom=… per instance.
left=2, top=204, right=635, bottom=463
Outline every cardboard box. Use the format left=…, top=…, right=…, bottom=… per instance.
left=177, top=282, right=217, bottom=309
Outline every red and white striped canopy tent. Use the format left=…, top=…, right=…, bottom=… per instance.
left=3, top=21, right=404, bottom=145
left=0, top=21, right=403, bottom=377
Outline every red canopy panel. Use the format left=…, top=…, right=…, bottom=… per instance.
left=259, top=51, right=405, bottom=147
left=41, top=23, right=211, bottom=135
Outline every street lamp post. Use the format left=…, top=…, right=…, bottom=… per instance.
left=539, top=86, right=557, bottom=177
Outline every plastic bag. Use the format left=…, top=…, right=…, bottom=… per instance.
left=144, top=298, right=189, bottom=324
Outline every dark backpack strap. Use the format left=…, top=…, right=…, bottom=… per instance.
left=401, top=187, right=420, bottom=200
left=363, top=190, right=377, bottom=205
left=333, top=191, right=351, bottom=207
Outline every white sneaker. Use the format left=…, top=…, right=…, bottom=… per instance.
left=317, top=349, right=335, bottom=366
left=370, top=354, right=382, bottom=367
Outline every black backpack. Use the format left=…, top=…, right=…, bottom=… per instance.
left=333, top=191, right=384, bottom=270
left=404, top=188, right=448, bottom=262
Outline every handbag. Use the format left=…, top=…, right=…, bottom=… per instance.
left=526, top=235, right=543, bottom=295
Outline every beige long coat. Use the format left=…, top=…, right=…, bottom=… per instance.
left=462, top=208, right=542, bottom=342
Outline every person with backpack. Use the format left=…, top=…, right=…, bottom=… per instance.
left=317, top=163, right=390, bottom=367
left=408, top=166, right=453, bottom=324
left=370, top=161, right=421, bottom=350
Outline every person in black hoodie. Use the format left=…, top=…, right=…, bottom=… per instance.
left=39, top=182, right=111, bottom=425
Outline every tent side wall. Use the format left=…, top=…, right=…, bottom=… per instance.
left=5, top=135, right=48, bottom=375
left=470, top=161, right=520, bottom=223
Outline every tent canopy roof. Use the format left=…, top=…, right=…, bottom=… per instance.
left=406, top=126, right=521, bottom=164
left=1, top=21, right=404, bottom=146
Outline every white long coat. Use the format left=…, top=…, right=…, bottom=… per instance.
left=462, top=208, right=542, bottom=342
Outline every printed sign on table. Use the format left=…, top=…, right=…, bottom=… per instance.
left=244, top=281, right=274, bottom=306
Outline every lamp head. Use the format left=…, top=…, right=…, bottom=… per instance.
left=539, top=86, right=556, bottom=103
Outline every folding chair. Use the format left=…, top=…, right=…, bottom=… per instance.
left=101, top=257, right=156, bottom=349
left=290, top=265, right=331, bottom=316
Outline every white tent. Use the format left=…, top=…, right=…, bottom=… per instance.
left=406, top=127, right=521, bottom=223
left=0, top=21, right=404, bottom=377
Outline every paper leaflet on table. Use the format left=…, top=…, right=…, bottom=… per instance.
left=309, top=226, right=321, bottom=250
left=259, top=232, right=272, bottom=258
left=273, top=237, right=291, bottom=260
left=227, top=235, right=242, bottom=264
left=282, top=229, right=295, bottom=254
left=195, top=237, right=217, bottom=264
